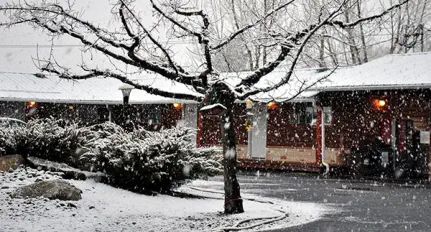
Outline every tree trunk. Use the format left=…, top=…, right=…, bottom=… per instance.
left=213, top=83, right=244, bottom=214
left=326, top=37, right=339, bottom=66
left=254, top=45, right=261, bottom=70
left=221, top=101, right=244, bottom=214
left=318, top=35, right=326, bottom=68
left=356, top=0, right=368, bottom=63
left=343, top=4, right=361, bottom=65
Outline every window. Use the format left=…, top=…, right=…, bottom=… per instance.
left=290, top=104, right=317, bottom=125
left=306, top=107, right=317, bottom=125
left=98, top=106, right=109, bottom=123
left=148, top=106, right=161, bottom=125
left=323, top=107, right=332, bottom=125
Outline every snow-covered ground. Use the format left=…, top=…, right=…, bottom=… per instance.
left=0, top=167, right=336, bottom=232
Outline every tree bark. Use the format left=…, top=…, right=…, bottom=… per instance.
left=254, top=45, right=261, bottom=70
left=343, top=4, right=361, bottom=65
left=318, top=35, right=326, bottom=68
left=214, top=83, right=244, bottom=214
left=326, top=36, right=339, bottom=66
left=356, top=0, right=368, bottom=63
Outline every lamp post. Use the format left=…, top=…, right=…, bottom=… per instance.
left=119, top=84, right=134, bottom=105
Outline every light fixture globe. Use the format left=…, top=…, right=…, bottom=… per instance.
left=119, top=83, right=134, bottom=105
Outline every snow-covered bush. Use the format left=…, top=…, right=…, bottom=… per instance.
left=1, top=119, right=222, bottom=193
left=0, top=123, right=21, bottom=155
left=19, top=118, right=85, bottom=166
left=82, top=126, right=222, bottom=193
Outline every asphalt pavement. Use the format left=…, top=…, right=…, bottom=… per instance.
left=205, top=172, right=431, bottom=232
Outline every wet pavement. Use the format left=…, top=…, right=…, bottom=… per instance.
left=206, top=172, right=431, bottom=232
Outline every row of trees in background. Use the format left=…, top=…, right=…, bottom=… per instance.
left=212, top=0, right=429, bottom=72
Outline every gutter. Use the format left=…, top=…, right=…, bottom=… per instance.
left=310, top=84, right=431, bottom=92
left=0, top=97, right=198, bottom=105
left=321, top=107, right=330, bottom=175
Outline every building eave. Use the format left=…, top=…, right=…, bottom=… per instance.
left=0, top=97, right=198, bottom=105
left=310, top=84, right=431, bottom=92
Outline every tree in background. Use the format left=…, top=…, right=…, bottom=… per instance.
left=213, top=0, right=430, bottom=70
left=301, top=0, right=430, bottom=68
left=0, top=0, right=408, bottom=213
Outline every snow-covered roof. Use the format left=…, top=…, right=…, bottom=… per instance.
left=1, top=52, right=430, bottom=104
left=0, top=69, right=325, bottom=104
left=312, top=52, right=431, bottom=91
left=223, top=52, right=431, bottom=101
left=221, top=69, right=326, bottom=102
left=0, top=72, right=198, bottom=104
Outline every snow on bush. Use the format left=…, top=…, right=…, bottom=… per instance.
left=0, top=119, right=222, bottom=193
left=19, top=119, right=85, bottom=166
left=0, top=122, right=21, bottom=155
left=81, top=125, right=222, bottom=193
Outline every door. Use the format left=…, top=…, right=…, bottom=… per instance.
left=395, top=119, right=428, bottom=178
left=182, top=104, right=198, bottom=129
left=181, top=104, right=198, bottom=145
left=251, top=104, right=267, bottom=159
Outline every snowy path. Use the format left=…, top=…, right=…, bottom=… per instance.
left=0, top=168, right=335, bottom=232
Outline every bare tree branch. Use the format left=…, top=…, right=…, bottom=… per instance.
left=173, top=8, right=209, bottom=30
left=211, top=0, right=296, bottom=50
left=149, top=0, right=201, bottom=38
left=238, top=2, right=346, bottom=98
left=119, top=1, right=180, bottom=75
left=0, top=3, right=205, bottom=90
left=329, top=0, right=409, bottom=29
left=230, top=0, right=254, bottom=70
left=149, top=0, right=212, bottom=87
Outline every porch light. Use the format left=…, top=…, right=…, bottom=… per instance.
left=27, top=101, right=36, bottom=107
left=245, top=99, right=253, bottom=109
left=267, top=101, right=278, bottom=109
left=373, top=99, right=386, bottom=108
left=173, top=103, right=182, bottom=110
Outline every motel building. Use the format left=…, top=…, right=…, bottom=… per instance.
left=1, top=52, right=431, bottom=178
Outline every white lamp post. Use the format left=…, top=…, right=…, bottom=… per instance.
left=119, top=84, right=134, bottom=105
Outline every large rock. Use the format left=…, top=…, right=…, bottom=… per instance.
left=0, top=154, right=25, bottom=171
left=10, top=179, right=82, bottom=201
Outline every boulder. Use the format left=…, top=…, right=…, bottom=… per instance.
left=10, top=179, right=82, bottom=201
left=0, top=155, right=25, bottom=172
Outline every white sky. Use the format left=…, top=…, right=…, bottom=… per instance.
left=0, top=0, right=199, bottom=74
left=0, top=0, right=422, bottom=75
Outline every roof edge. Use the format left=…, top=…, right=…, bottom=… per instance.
left=310, top=84, right=431, bottom=92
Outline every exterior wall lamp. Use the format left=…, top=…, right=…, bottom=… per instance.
left=119, top=84, right=134, bottom=105
left=173, top=103, right=182, bottom=110
left=267, top=101, right=278, bottom=109
left=371, top=97, right=389, bottom=111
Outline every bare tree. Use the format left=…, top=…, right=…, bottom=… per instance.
left=386, top=0, right=429, bottom=53
left=356, top=0, right=368, bottom=62
left=0, top=0, right=408, bottom=214
left=212, top=0, right=284, bottom=71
